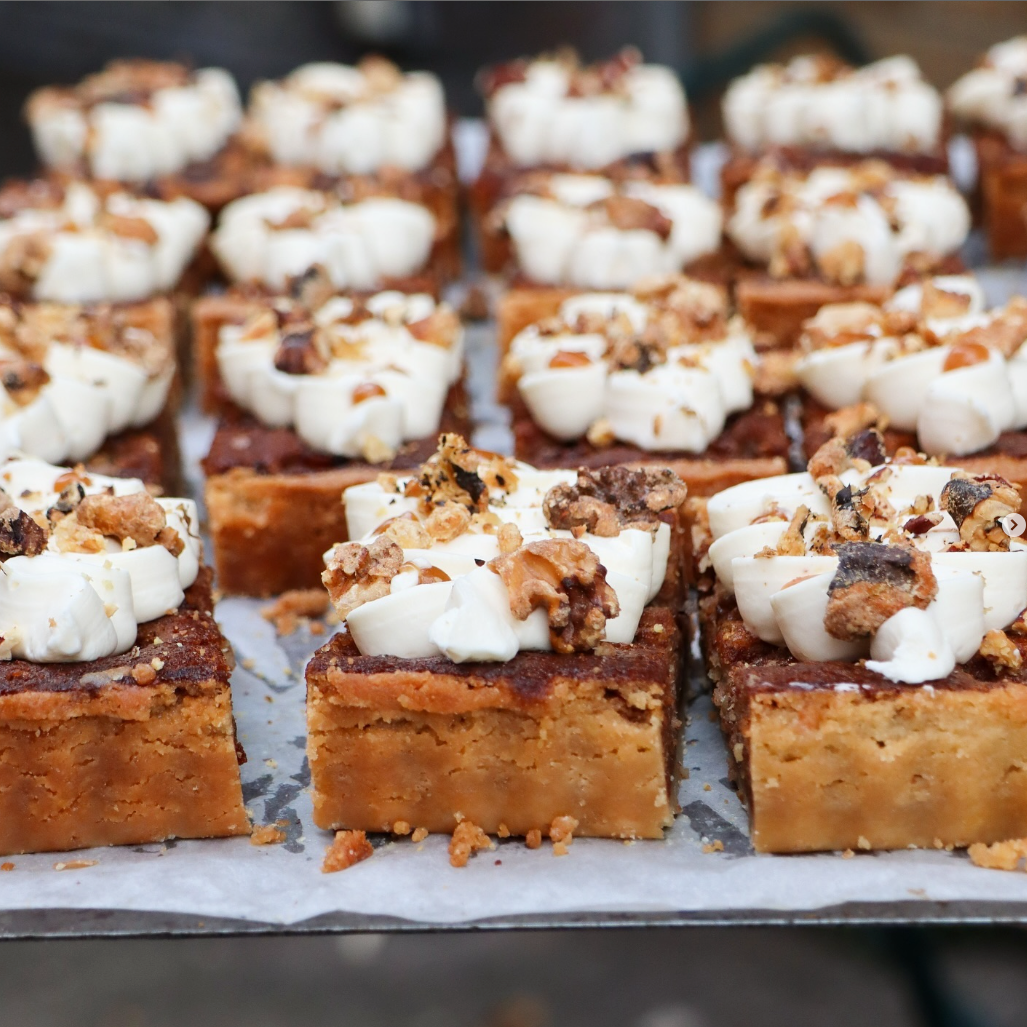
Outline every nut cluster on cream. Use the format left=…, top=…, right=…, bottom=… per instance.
left=948, top=37, right=1027, bottom=150
left=0, top=457, right=201, bottom=663
left=483, top=48, right=689, bottom=170
left=502, top=276, right=756, bottom=451
left=724, top=55, right=943, bottom=155
left=797, top=276, right=1027, bottom=457
left=500, top=173, right=721, bottom=288
left=0, top=301, right=175, bottom=466
left=211, top=186, right=436, bottom=291
left=705, top=432, right=1027, bottom=685
left=0, top=181, right=209, bottom=304
left=26, top=60, right=241, bottom=183
left=727, top=162, right=970, bottom=286
left=217, top=281, right=462, bottom=462
left=323, top=435, right=684, bottom=662
left=247, top=58, right=447, bottom=175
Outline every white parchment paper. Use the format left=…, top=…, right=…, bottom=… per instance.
left=1, top=137, right=1027, bottom=928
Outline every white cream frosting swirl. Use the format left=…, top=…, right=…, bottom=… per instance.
left=506, top=288, right=756, bottom=451
left=0, top=182, right=209, bottom=303
left=706, top=463, right=1027, bottom=684
left=503, top=174, right=721, bottom=288
left=247, top=60, right=447, bottom=175
left=724, top=55, right=943, bottom=155
left=797, top=277, right=1027, bottom=456
left=0, top=458, right=201, bottom=663
left=487, top=53, right=688, bottom=169
left=727, top=165, right=969, bottom=286
left=338, top=462, right=671, bottom=662
left=211, top=186, right=436, bottom=291
left=948, top=37, right=1027, bottom=150
left=27, top=65, right=241, bottom=183
left=217, top=292, right=462, bottom=461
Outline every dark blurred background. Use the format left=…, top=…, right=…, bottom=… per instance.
left=4, top=3, right=1027, bottom=1024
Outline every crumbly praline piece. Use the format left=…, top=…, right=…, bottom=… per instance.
left=305, top=607, right=684, bottom=840
left=0, top=568, right=248, bottom=855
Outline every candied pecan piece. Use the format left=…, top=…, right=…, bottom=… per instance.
left=424, top=500, right=471, bottom=543
left=953, top=298, right=1027, bottom=358
left=824, top=542, right=937, bottom=640
left=599, top=196, right=672, bottom=240
left=0, top=357, right=50, bottom=406
left=75, top=491, right=182, bottom=553
left=543, top=466, right=687, bottom=537
left=0, top=490, right=47, bottom=557
left=273, top=323, right=327, bottom=375
left=97, top=213, right=159, bottom=245
left=322, top=536, right=403, bottom=618
left=809, top=428, right=886, bottom=479
left=489, top=539, right=620, bottom=654
left=823, top=402, right=883, bottom=441
left=406, top=307, right=460, bottom=349
left=377, top=513, right=432, bottom=549
left=940, top=473, right=1022, bottom=551
left=980, top=629, right=1023, bottom=672
left=406, top=434, right=492, bottom=513
left=920, top=280, right=972, bottom=319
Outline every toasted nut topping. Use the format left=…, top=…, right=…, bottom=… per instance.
left=809, top=428, right=886, bottom=479
left=0, top=357, right=49, bottom=406
left=424, top=500, right=471, bottom=543
left=322, top=536, right=403, bottom=619
left=823, top=402, right=883, bottom=440
left=489, top=538, right=619, bottom=654
left=979, top=629, right=1023, bottom=672
left=75, top=492, right=182, bottom=555
left=0, top=489, right=47, bottom=557
left=497, top=521, right=523, bottom=555
left=543, top=466, right=687, bottom=537
left=775, top=505, right=810, bottom=556
left=405, top=434, right=516, bottom=514
left=940, top=473, right=1021, bottom=551
left=825, top=542, right=937, bottom=640
left=287, top=264, right=335, bottom=313
left=273, top=323, right=328, bottom=375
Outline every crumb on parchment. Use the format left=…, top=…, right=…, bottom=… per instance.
left=411, top=827, right=428, bottom=843
left=53, top=860, right=98, bottom=871
left=968, top=837, right=1027, bottom=871
left=525, top=829, right=542, bottom=850
left=261, top=588, right=330, bottom=636
left=250, top=824, right=287, bottom=846
left=449, top=820, right=493, bottom=867
left=701, top=840, right=724, bottom=854
left=550, top=816, right=578, bottom=857
left=322, top=830, right=373, bottom=873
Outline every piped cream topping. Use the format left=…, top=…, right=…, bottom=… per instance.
left=948, top=37, right=1027, bottom=150
left=0, top=182, right=209, bottom=303
left=211, top=186, right=436, bottom=291
left=26, top=60, right=241, bottom=183
left=502, top=277, right=756, bottom=452
left=247, top=58, right=447, bottom=175
left=0, top=457, right=201, bottom=663
left=483, top=49, right=689, bottom=169
left=501, top=173, right=721, bottom=288
left=217, top=290, right=462, bottom=462
left=728, top=163, right=970, bottom=286
left=723, top=54, right=943, bottom=155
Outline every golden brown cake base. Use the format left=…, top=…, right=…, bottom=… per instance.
left=305, top=606, right=683, bottom=840
left=974, top=130, right=1027, bottom=261
left=703, top=589, right=1027, bottom=854
left=0, top=569, right=248, bottom=855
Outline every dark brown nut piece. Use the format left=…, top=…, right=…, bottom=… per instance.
left=818, top=477, right=870, bottom=543
left=47, top=481, right=85, bottom=523
left=0, top=358, right=49, bottom=406
left=809, top=428, right=886, bottom=480
left=0, top=490, right=46, bottom=557
left=75, top=492, right=182, bottom=554
left=273, top=324, right=328, bottom=376
left=979, top=629, right=1023, bottom=671
left=322, top=536, right=403, bottom=618
left=405, top=434, right=498, bottom=514
left=489, top=538, right=619, bottom=654
left=825, top=542, right=937, bottom=640
left=598, top=196, right=672, bottom=240
left=287, top=264, right=335, bottom=313
left=940, top=473, right=1022, bottom=551
left=543, top=466, right=687, bottom=538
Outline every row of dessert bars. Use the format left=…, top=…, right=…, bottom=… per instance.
left=0, top=41, right=1027, bottom=865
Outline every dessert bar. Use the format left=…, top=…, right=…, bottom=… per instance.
left=197, top=271, right=469, bottom=595
left=697, top=431, right=1027, bottom=852
left=306, top=435, right=687, bottom=839
left=0, top=457, right=247, bottom=854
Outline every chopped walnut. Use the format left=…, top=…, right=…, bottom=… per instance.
left=823, top=402, right=884, bottom=442
left=940, top=474, right=1022, bottom=551
left=424, top=500, right=471, bottom=543
left=979, top=629, right=1023, bottom=671
left=599, top=195, right=672, bottom=239
left=920, top=280, right=972, bottom=319
left=0, top=358, right=49, bottom=406
left=817, top=239, right=866, bottom=286
left=753, top=350, right=798, bottom=396
left=801, top=302, right=885, bottom=350
left=75, top=492, right=182, bottom=554
left=543, top=466, right=686, bottom=537
left=377, top=513, right=432, bottom=549
left=775, top=506, right=810, bottom=556
left=809, top=428, right=886, bottom=479
left=97, top=212, right=159, bottom=245
left=287, top=264, right=336, bottom=313
left=273, top=323, right=328, bottom=375
left=448, top=820, right=494, bottom=868
left=819, top=477, right=870, bottom=542
left=322, top=830, right=373, bottom=873
left=489, top=539, right=619, bottom=654
left=322, top=536, right=403, bottom=618
left=824, top=542, right=937, bottom=640
left=406, top=307, right=461, bottom=350
left=948, top=298, right=1027, bottom=358
left=497, top=521, right=523, bottom=555
left=0, top=489, right=47, bottom=558
left=405, top=434, right=498, bottom=514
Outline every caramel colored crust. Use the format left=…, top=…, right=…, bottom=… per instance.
left=305, top=606, right=683, bottom=839
left=202, top=386, right=471, bottom=596
left=801, top=396, right=1027, bottom=518
left=734, top=258, right=965, bottom=350
left=702, top=589, right=1027, bottom=854
left=973, top=129, right=1027, bottom=261
left=0, top=568, right=249, bottom=855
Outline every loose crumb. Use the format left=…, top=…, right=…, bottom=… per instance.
left=322, top=830, right=374, bottom=873
left=242, top=658, right=256, bottom=670
left=550, top=816, right=578, bottom=857
left=459, top=283, right=490, bottom=321
left=525, top=829, right=542, bottom=850
left=448, top=820, right=494, bottom=868
left=392, top=820, right=412, bottom=836
left=264, top=695, right=274, bottom=703
left=1, top=862, right=14, bottom=871
left=497, top=823, right=511, bottom=839
left=250, top=824, right=287, bottom=846
left=702, top=840, right=724, bottom=854
left=261, top=589, right=330, bottom=636
left=857, top=836, right=872, bottom=851
left=53, top=860, right=98, bottom=871
left=411, top=827, right=428, bottom=843
left=264, top=758, right=278, bottom=769
left=968, top=838, right=1027, bottom=871
left=703, top=783, right=711, bottom=792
